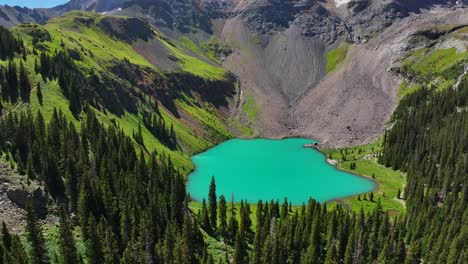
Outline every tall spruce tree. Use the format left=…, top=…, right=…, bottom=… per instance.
left=303, top=211, right=322, bottom=264
left=208, top=176, right=217, bottom=231
left=36, top=82, right=43, bottom=105
left=11, top=235, right=29, bottom=264
left=19, top=61, right=30, bottom=102
left=233, top=231, right=248, bottom=264
left=85, top=216, right=103, bottom=264
left=218, top=195, right=227, bottom=239
left=58, top=207, right=78, bottom=264
left=1, top=222, right=11, bottom=250
left=7, top=60, right=18, bottom=102
left=227, top=197, right=238, bottom=244
left=68, top=84, right=81, bottom=117
left=201, top=199, right=211, bottom=233
left=25, top=200, right=49, bottom=264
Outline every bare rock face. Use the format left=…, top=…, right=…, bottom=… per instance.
left=53, top=0, right=129, bottom=13
left=238, top=0, right=348, bottom=45
left=0, top=5, right=56, bottom=28
left=117, top=0, right=213, bottom=34
left=294, top=7, right=468, bottom=147
left=0, top=162, right=50, bottom=232
left=218, top=0, right=466, bottom=145
left=6, top=188, right=48, bottom=218
left=344, top=0, right=463, bottom=38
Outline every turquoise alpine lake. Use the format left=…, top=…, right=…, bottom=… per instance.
left=187, top=138, right=376, bottom=205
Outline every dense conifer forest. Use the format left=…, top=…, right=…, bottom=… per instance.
left=0, top=16, right=466, bottom=264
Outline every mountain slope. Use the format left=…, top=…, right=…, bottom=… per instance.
left=0, top=2, right=465, bottom=149
left=217, top=1, right=467, bottom=146
left=7, top=11, right=237, bottom=170
left=294, top=8, right=467, bottom=146
left=0, top=5, right=58, bottom=28
left=0, top=1, right=465, bottom=153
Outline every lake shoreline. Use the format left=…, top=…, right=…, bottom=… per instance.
left=188, top=138, right=377, bottom=205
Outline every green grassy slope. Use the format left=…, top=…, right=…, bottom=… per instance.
left=3, top=11, right=235, bottom=172
left=396, top=25, right=468, bottom=98
left=322, top=143, right=407, bottom=215
left=326, top=42, right=351, bottom=73
left=158, top=36, right=229, bottom=81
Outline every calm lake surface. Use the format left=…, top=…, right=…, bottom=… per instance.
left=187, top=138, right=376, bottom=204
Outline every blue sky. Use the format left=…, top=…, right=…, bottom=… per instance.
left=0, top=0, right=68, bottom=8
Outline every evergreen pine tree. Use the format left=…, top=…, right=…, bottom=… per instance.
left=1, top=243, right=5, bottom=264
left=170, top=123, right=176, bottom=147
left=36, top=82, right=43, bottom=105
left=251, top=200, right=264, bottom=264
left=0, top=69, right=6, bottom=102
left=227, top=198, right=238, bottom=244
left=303, top=212, right=321, bottom=263
left=78, top=180, right=91, bottom=240
left=405, top=239, right=421, bottom=264
left=4, top=234, right=28, bottom=264
left=26, top=149, right=35, bottom=180
left=343, top=231, right=355, bottom=264
left=19, top=61, right=31, bottom=102
left=85, top=216, right=103, bottom=264
left=1, top=222, right=11, bottom=250
left=447, top=231, right=465, bottom=264
left=208, top=176, right=217, bottom=231
left=201, top=199, right=211, bottom=233
left=324, top=241, right=339, bottom=264
left=68, top=84, right=81, bottom=117
left=34, top=58, right=40, bottom=74
left=219, top=195, right=227, bottom=239
left=101, top=228, right=120, bottom=264
left=153, top=99, right=159, bottom=112
left=58, top=207, right=78, bottom=264
left=7, top=60, right=18, bottom=102
left=25, top=200, right=49, bottom=264
left=133, top=123, right=144, bottom=146
left=182, top=214, right=199, bottom=264
left=233, top=231, right=248, bottom=264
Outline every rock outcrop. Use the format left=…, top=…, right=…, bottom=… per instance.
left=0, top=162, right=50, bottom=232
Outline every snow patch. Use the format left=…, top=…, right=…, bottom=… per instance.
left=334, top=0, right=351, bottom=7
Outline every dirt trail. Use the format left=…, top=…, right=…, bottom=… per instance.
left=0, top=102, right=21, bottom=120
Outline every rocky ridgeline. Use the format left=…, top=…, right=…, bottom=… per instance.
left=345, top=0, right=463, bottom=38
left=235, top=0, right=348, bottom=45
left=231, top=0, right=465, bottom=45
left=0, top=0, right=463, bottom=36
